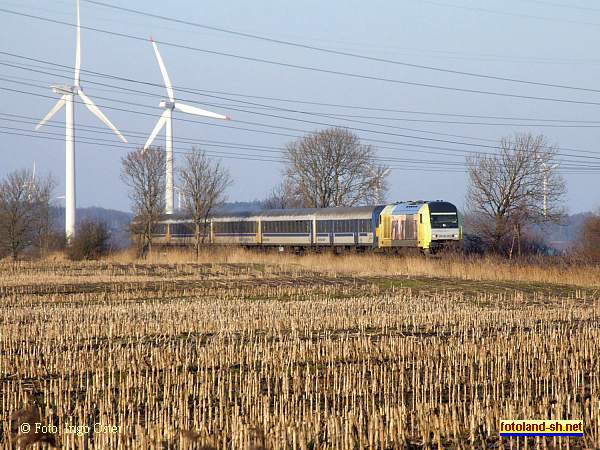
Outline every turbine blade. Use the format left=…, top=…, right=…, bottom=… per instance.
left=74, top=0, right=81, bottom=86
left=35, top=95, right=67, bottom=130
left=78, top=90, right=128, bottom=143
left=150, top=39, right=175, bottom=102
left=144, top=111, right=168, bottom=149
left=175, top=103, right=229, bottom=120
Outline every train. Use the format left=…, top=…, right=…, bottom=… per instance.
left=149, top=200, right=463, bottom=253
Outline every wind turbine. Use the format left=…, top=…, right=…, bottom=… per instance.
left=35, top=0, right=127, bottom=240
left=143, top=38, right=230, bottom=215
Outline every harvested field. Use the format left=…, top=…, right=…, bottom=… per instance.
left=0, top=256, right=598, bottom=449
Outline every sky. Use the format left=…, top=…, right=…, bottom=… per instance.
left=1, top=0, right=599, bottom=213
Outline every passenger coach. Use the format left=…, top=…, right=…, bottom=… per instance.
left=150, top=200, right=462, bottom=252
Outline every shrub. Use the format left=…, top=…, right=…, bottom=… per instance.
left=67, top=220, right=110, bottom=260
left=579, top=214, right=600, bottom=262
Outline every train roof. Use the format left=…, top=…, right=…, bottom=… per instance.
left=211, top=205, right=379, bottom=220
left=158, top=201, right=457, bottom=222
left=160, top=205, right=381, bottom=222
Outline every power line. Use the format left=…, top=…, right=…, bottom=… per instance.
left=8, top=82, right=600, bottom=165
left=421, top=0, right=600, bottom=28
left=3, top=116, right=600, bottom=172
left=5, top=54, right=600, bottom=161
left=9, top=70, right=600, bottom=133
left=82, top=0, right=600, bottom=95
left=0, top=128, right=286, bottom=163
left=5, top=55, right=600, bottom=165
left=5, top=78, right=600, bottom=165
left=4, top=8, right=600, bottom=107
left=521, top=0, right=600, bottom=12
left=7, top=128, right=596, bottom=174
left=0, top=121, right=483, bottom=168
left=4, top=59, right=600, bottom=162
left=4, top=52, right=600, bottom=125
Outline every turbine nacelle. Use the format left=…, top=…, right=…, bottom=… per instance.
left=159, top=100, right=176, bottom=110
left=52, top=85, right=79, bottom=95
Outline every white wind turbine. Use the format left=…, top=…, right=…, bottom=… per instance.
left=35, top=0, right=127, bottom=240
left=144, top=38, right=230, bottom=215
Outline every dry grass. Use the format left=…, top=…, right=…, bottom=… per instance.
left=0, top=257, right=598, bottom=449
left=110, top=247, right=600, bottom=288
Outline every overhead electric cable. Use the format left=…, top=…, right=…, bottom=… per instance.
left=82, top=0, right=600, bottom=94
left=3, top=8, right=600, bottom=106
left=4, top=52, right=600, bottom=124
left=5, top=83, right=600, bottom=163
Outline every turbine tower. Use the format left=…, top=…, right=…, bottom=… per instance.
left=144, top=38, right=230, bottom=215
left=35, top=0, right=127, bottom=240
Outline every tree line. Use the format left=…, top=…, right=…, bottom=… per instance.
left=2, top=127, right=598, bottom=261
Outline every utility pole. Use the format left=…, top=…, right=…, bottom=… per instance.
left=542, top=163, right=559, bottom=217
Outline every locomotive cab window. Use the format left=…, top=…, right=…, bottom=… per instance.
left=430, top=213, right=458, bottom=228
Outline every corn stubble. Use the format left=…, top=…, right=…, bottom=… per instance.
left=0, top=260, right=598, bottom=449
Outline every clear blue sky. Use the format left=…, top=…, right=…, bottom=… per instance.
left=1, top=0, right=599, bottom=213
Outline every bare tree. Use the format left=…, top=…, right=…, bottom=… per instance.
left=262, top=179, right=302, bottom=210
left=466, top=133, right=565, bottom=255
left=30, top=174, right=57, bottom=258
left=121, top=147, right=165, bottom=257
left=578, top=212, right=600, bottom=262
left=179, top=147, right=232, bottom=257
left=283, top=128, right=389, bottom=208
left=0, top=170, right=55, bottom=260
